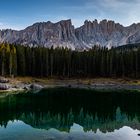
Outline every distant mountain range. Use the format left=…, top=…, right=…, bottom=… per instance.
left=1, top=19, right=140, bottom=49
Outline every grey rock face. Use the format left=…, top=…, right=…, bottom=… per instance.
left=30, top=84, right=43, bottom=90
left=1, top=19, right=140, bottom=49
left=75, top=20, right=140, bottom=48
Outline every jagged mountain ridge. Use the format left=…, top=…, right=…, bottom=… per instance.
left=1, top=19, right=140, bottom=49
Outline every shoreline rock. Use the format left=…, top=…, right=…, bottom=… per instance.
left=30, top=84, right=44, bottom=90
left=0, top=84, right=10, bottom=90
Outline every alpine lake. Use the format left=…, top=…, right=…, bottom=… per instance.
left=0, top=88, right=140, bottom=140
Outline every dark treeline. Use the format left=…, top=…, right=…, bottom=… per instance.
left=0, top=43, right=140, bottom=78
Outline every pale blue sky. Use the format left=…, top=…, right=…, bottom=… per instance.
left=0, top=0, right=139, bottom=30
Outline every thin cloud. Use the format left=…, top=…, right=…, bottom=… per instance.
left=83, top=0, right=140, bottom=26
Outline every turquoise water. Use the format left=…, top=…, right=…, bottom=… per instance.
left=0, top=88, right=140, bottom=140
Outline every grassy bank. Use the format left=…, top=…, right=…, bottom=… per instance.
left=10, top=77, right=140, bottom=85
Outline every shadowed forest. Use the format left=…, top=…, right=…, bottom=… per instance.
left=0, top=43, right=140, bottom=78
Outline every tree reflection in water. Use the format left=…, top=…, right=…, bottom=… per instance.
left=0, top=88, right=140, bottom=132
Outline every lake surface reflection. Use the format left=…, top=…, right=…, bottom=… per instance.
left=0, top=88, right=140, bottom=140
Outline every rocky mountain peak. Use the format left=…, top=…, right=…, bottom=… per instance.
left=1, top=19, right=140, bottom=49
left=58, top=19, right=72, bottom=25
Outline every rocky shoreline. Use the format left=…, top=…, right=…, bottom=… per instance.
left=0, top=77, right=140, bottom=93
